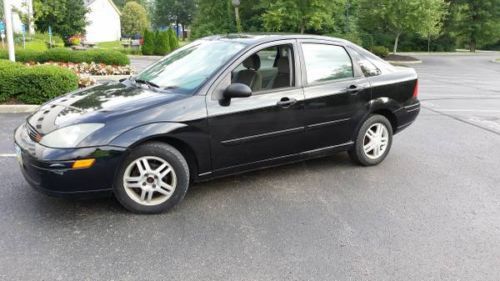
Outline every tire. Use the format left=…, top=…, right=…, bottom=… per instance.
left=349, top=114, right=393, bottom=166
left=114, top=142, right=190, bottom=214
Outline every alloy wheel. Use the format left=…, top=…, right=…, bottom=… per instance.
left=363, top=123, right=389, bottom=160
left=123, top=156, right=177, bottom=206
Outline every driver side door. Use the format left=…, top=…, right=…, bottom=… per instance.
left=206, top=40, right=306, bottom=175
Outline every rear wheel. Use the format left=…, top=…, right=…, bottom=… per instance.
left=114, top=142, right=189, bottom=214
left=349, top=115, right=393, bottom=166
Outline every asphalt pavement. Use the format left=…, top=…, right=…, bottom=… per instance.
left=0, top=53, right=499, bottom=280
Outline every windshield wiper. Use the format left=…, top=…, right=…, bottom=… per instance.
left=132, top=78, right=160, bottom=89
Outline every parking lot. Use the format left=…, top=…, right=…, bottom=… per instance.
left=1, top=53, right=499, bottom=280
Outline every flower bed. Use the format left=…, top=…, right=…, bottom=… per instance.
left=24, top=61, right=133, bottom=87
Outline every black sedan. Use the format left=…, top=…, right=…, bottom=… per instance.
left=14, top=34, right=420, bottom=213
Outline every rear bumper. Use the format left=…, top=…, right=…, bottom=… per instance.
left=14, top=124, right=126, bottom=198
left=395, top=101, right=420, bottom=133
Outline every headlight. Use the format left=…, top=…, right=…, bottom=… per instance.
left=39, top=123, right=104, bottom=148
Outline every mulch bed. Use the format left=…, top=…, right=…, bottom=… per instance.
left=385, top=54, right=420, bottom=62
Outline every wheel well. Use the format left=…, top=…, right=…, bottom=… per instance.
left=372, top=109, right=398, bottom=133
left=131, top=136, right=199, bottom=181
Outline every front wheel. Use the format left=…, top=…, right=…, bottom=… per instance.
left=114, top=142, right=190, bottom=214
left=349, top=115, right=393, bottom=166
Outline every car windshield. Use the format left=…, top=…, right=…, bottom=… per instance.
left=135, top=40, right=247, bottom=94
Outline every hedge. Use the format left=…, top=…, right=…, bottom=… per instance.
left=370, top=46, right=390, bottom=58
left=0, top=60, right=78, bottom=104
left=0, top=48, right=130, bottom=66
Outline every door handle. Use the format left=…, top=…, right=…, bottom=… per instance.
left=347, top=84, right=360, bottom=94
left=277, top=97, right=297, bottom=107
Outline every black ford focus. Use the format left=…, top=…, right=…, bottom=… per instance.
left=14, top=34, right=420, bottom=213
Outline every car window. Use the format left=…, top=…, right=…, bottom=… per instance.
left=302, top=43, right=354, bottom=84
left=347, top=47, right=381, bottom=77
left=136, top=40, right=246, bottom=94
left=231, top=44, right=294, bottom=93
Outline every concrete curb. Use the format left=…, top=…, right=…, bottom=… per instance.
left=128, top=55, right=163, bottom=60
left=92, top=75, right=131, bottom=82
left=0, top=105, right=38, bottom=113
left=386, top=60, right=423, bottom=65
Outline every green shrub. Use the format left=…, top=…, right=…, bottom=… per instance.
left=167, top=29, right=179, bottom=51
left=370, top=46, right=390, bottom=58
left=142, top=29, right=155, bottom=55
left=0, top=60, right=78, bottom=104
left=0, top=48, right=129, bottom=65
left=154, top=31, right=170, bottom=56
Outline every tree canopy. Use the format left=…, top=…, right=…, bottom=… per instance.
left=262, top=0, right=338, bottom=34
left=33, top=0, right=88, bottom=39
left=121, top=1, right=150, bottom=37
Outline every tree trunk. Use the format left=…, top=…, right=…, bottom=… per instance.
left=299, top=20, right=305, bottom=34
left=470, top=39, right=476, bottom=52
left=393, top=33, right=401, bottom=54
left=427, top=34, right=431, bottom=53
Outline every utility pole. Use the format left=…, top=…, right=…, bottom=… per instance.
left=232, top=0, right=242, bottom=33
left=3, top=0, right=16, bottom=61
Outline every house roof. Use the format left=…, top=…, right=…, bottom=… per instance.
left=85, top=0, right=121, bottom=16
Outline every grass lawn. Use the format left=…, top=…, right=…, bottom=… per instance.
left=496, top=58, right=500, bottom=62
left=96, top=41, right=124, bottom=50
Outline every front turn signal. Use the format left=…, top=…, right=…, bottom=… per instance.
left=72, top=159, right=95, bottom=169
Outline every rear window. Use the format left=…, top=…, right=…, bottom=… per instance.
left=302, top=43, right=354, bottom=84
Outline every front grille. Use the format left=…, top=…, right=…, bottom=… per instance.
left=26, top=123, right=43, bottom=143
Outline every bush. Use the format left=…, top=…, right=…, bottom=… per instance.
left=370, top=46, right=390, bottom=58
left=142, top=29, right=154, bottom=55
left=0, top=60, right=78, bottom=104
left=167, top=29, right=179, bottom=51
left=153, top=31, right=170, bottom=56
left=0, top=48, right=129, bottom=65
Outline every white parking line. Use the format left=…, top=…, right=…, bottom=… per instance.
left=0, top=154, right=16, bottom=157
left=437, top=109, right=500, bottom=113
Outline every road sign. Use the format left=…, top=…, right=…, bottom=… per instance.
left=0, top=22, right=5, bottom=33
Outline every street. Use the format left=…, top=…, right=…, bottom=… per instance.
left=1, top=53, right=500, bottom=280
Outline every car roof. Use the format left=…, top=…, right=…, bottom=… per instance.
left=201, top=33, right=351, bottom=46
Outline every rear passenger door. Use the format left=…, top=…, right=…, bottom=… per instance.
left=298, top=40, right=371, bottom=151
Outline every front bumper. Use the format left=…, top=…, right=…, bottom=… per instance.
left=14, top=123, right=127, bottom=198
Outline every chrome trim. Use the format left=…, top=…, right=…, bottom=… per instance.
left=221, top=126, right=304, bottom=145
left=306, top=118, right=351, bottom=129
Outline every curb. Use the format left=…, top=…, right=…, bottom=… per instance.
left=386, top=60, right=423, bottom=65
left=128, top=55, right=163, bottom=60
left=92, top=75, right=131, bottom=82
left=491, top=59, right=500, bottom=64
left=0, top=104, right=38, bottom=113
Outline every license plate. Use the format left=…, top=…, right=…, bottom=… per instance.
left=15, top=144, right=22, bottom=165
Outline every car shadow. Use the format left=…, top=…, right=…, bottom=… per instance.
left=21, top=152, right=357, bottom=219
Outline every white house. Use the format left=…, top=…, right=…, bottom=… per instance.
left=84, top=0, right=121, bottom=43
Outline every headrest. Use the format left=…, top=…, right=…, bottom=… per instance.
left=277, top=57, right=290, bottom=74
left=243, top=54, right=261, bottom=70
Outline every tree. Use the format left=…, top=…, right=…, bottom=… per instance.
left=153, top=0, right=195, bottom=39
left=359, top=0, right=448, bottom=53
left=121, top=1, right=150, bottom=37
left=450, top=0, right=500, bottom=52
left=417, top=0, right=449, bottom=52
left=142, top=29, right=154, bottom=55
left=33, top=0, right=88, bottom=40
left=262, top=0, right=337, bottom=34
left=190, top=0, right=235, bottom=39
left=167, top=28, right=179, bottom=50
left=153, top=30, right=170, bottom=55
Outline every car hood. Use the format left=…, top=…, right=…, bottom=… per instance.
left=27, top=82, right=186, bottom=135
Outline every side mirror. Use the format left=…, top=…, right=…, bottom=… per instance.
left=223, top=83, right=252, bottom=99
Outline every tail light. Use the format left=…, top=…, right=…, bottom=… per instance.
left=412, top=80, right=419, bottom=98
